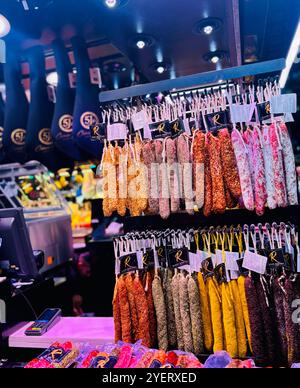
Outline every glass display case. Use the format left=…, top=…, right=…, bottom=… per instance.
left=0, top=161, right=73, bottom=273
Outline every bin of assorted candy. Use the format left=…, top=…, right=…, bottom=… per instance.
left=24, top=341, right=261, bottom=369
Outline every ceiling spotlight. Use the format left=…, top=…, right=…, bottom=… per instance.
left=194, top=17, right=223, bottom=36
left=103, top=0, right=128, bottom=9
left=105, top=0, right=117, bottom=8
left=136, top=40, right=146, bottom=49
left=130, top=34, right=155, bottom=49
left=203, top=50, right=227, bottom=64
left=218, top=79, right=224, bottom=83
left=203, top=25, right=213, bottom=35
left=151, top=61, right=170, bottom=74
left=0, top=14, right=10, bottom=38
left=156, top=66, right=165, bottom=74
left=46, top=71, right=58, bottom=87
left=211, top=56, right=220, bottom=64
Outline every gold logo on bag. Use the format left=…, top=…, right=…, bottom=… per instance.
left=269, top=251, right=279, bottom=263
left=38, top=128, right=53, bottom=146
left=158, top=123, right=166, bottom=133
left=80, top=112, right=98, bottom=130
left=142, top=253, right=148, bottom=265
left=173, top=121, right=180, bottom=132
left=124, top=256, right=135, bottom=269
left=212, top=114, right=222, bottom=126
left=51, top=349, right=63, bottom=360
left=175, top=250, right=183, bottom=263
left=92, top=125, right=100, bottom=137
left=265, top=103, right=271, bottom=114
left=96, top=357, right=109, bottom=368
left=11, top=128, right=26, bottom=146
left=59, top=114, right=73, bottom=133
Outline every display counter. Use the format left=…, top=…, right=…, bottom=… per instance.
left=7, top=317, right=114, bottom=349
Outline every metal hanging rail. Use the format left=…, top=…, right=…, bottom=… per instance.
left=99, top=58, right=286, bottom=102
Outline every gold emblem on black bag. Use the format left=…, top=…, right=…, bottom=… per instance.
left=80, top=112, right=98, bottom=130
left=38, top=128, right=53, bottom=146
left=11, top=128, right=26, bottom=146
left=59, top=114, right=73, bottom=133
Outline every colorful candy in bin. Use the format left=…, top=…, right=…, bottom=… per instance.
left=25, top=341, right=265, bottom=369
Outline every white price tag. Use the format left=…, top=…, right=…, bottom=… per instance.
left=131, top=110, right=148, bottom=131
left=107, top=123, right=127, bottom=141
left=225, top=251, right=239, bottom=271
left=189, top=251, right=209, bottom=272
left=115, top=258, right=120, bottom=275
left=136, top=251, right=144, bottom=269
left=230, top=103, right=255, bottom=123
left=297, top=253, right=300, bottom=273
left=143, top=123, right=152, bottom=139
left=188, top=252, right=196, bottom=272
left=242, top=250, right=267, bottom=274
left=211, top=253, right=217, bottom=267
left=215, top=250, right=224, bottom=266
left=183, top=118, right=191, bottom=135
left=197, top=250, right=210, bottom=262
left=270, top=94, right=297, bottom=114
left=284, top=113, right=294, bottom=123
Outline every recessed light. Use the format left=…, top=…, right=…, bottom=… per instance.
left=203, top=25, right=213, bottom=35
left=157, top=66, right=165, bottom=74
left=130, top=34, right=155, bottom=49
left=193, top=17, right=223, bottom=36
left=211, top=56, right=220, bottom=64
left=136, top=40, right=146, bottom=49
left=105, top=0, right=117, bottom=8
left=0, top=14, right=10, bottom=38
left=102, top=0, right=128, bottom=9
left=203, top=50, right=227, bottom=64
left=151, top=61, right=170, bottom=74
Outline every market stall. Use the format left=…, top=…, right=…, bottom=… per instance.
left=0, top=0, right=300, bottom=371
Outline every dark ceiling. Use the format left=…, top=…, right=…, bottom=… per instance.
left=0, top=0, right=299, bottom=90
